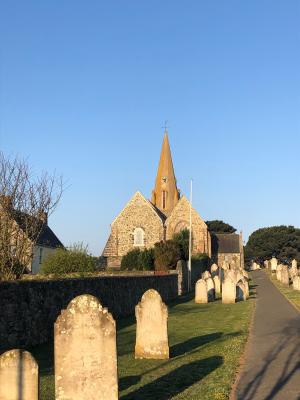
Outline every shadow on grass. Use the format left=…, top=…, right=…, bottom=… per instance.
left=119, top=375, right=141, bottom=391
left=171, top=332, right=223, bottom=357
left=121, top=356, right=223, bottom=400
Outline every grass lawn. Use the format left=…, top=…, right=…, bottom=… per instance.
left=30, top=292, right=255, bottom=400
left=266, top=269, right=300, bottom=311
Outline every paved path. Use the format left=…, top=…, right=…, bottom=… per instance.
left=236, top=270, right=300, bottom=400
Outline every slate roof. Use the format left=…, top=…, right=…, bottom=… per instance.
left=211, top=233, right=240, bottom=254
left=13, top=210, right=64, bottom=248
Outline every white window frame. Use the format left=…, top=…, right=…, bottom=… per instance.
left=133, top=227, right=145, bottom=247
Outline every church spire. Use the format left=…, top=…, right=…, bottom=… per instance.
left=151, top=129, right=180, bottom=216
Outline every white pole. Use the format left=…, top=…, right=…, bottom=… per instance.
left=188, top=179, right=193, bottom=292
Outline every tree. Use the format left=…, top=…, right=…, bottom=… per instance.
left=173, top=228, right=190, bottom=260
left=0, top=152, right=63, bottom=280
left=154, top=240, right=181, bottom=271
left=244, top=226, right=300, bottom=264
left=41, top=243, right=95, bottom=276
left=205, top=220, right=236, bottom=233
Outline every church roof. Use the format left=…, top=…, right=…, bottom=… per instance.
left=211, top=233, right=240, bottom=254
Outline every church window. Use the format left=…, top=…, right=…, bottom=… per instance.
left=162, top=191, right=167, bottom=209
left=133, top=227, right=145, bottom=246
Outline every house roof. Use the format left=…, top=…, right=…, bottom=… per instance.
left=13, top=210, right=64, bottom=248
left=211, top=233, right=240, bottom=254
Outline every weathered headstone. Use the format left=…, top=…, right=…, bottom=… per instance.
left=280, top=265, right=289, bottom=286
left=236, top=282, right=246, bottom=301
left=225, top=269, right=237, bottom=284
left=276, top=264, right=283, bottom=281
left=293, top=276, right=300, bottom=291
left=213, top=275, right=221, bottom=295
left=289, top=263, right=298, bottom=279
left=0, top=349, right=38, bottom=400
left=292, top=259, right=298, bottom=269
left=222, top=277, right=236, bottom=304
left=135, top=289, right=169, bottom=359
left=271, top=257, right=278, bottom=272
left=55, top=294, right=118, bottom=400
left=210, top=263, right=219, bottom=277
left=195, top=279, right=208, bottom=304
left=239, top=277, right=250, bottom=298
left=206, top=277, right=215, bottom=301
left=202, top=270, right=211, bottom=280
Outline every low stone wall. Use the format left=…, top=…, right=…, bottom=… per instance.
left=0, top=274, right=178, bottom=351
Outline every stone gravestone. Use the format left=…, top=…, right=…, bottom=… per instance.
left=239, top=277, right=249, bottom=299
left=236, top=282, right=246, bottom=301
left=202, top=270, right=211, bottom=280
left=195, top=279, right=208, bottom=304
left=289, top=263, right=298, bottom=280
left=213, top=275, right=221, bottom=295
left=55, top=294, right=118, bottom=400
left=293, top=276, right=300, bottom=291
left=271, top=257, right=278, bottom=272
left=276, top=264, right=283, bottom=281
left=292, top=259, right=298, bottom=269
left=280, top=266, right=289, bottom=286
left=206, top=277, right=215, bottom=301
left=135, top=289, right=169, bottom=359
left=222, top=277, right=236, bottom=304
left=210, top=263, right=219, bottom=278
left=0, top=349, right=38, bottom=400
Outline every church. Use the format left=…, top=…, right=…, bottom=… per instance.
left=102, top=131, right=243, bottom=268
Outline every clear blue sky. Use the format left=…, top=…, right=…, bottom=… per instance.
left=1, top=1, right=299, bottom=255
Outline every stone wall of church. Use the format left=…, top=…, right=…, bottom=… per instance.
left=0, top=273, right=178, bottom=350
left=102, top=193, right=165, bottom=266
left=165, top=197, right=211, bottom=257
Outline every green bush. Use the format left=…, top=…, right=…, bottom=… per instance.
left=154, top=240, right=181, bottom=271
left=173, top=229, right=190, bottom=260
left=40, top=243, right=95, bottom=276
left=138, top=248, right=154, bottom=271
left=121, top=249, right=141, bottom=270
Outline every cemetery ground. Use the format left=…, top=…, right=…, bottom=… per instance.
left=267, top=269, right=300, bottom=311
left=31, top=291, right=255, bottom=400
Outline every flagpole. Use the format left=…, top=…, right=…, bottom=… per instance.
left=188, top=179, right=193, bottom=292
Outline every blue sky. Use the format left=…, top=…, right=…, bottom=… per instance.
left=1, top=1, right=299, bottom=255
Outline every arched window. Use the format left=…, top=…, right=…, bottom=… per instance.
left=133, top=227, right=145, bottom=246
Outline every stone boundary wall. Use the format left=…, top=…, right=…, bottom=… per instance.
left=0, top=274, right=178, bottom=351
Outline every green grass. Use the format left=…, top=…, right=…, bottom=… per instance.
left=30, top=293, right=255, bottom=400
left=266, top=269, right=300, bottom=311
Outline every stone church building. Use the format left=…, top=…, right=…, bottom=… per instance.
left=102, top=131, right=242, bottom=268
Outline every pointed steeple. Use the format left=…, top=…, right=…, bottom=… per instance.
left=151, top=130, right=180, bottom=216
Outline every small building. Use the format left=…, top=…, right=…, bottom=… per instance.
left=211, top=232, right=244, bottom=268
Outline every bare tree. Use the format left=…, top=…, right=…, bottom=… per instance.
left=0, top=152, right=63, bottom=280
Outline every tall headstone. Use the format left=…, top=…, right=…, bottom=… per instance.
left=206, top=277, right=215, bottom=301
left=236, top=282, right=246, bottom=301
left=271, top=257, right=278, bottom=272
left=213, top=275, right=221, bottom=295
left=276, top=264, right=283, bottom=281
left=293, top=276, right=300, bottom=291
left=202, top=270, right=211, bottom=280
left=55, top=294, right=118, bottom=400
left=222, top=277, right=236, bottom=304
left=289, top=263, right=298, bottom=279
left=0, top=349, right=38, bottom=400
left=239, top=277, right=249, bottom=298
left=292, top=259, right=298, bottom=269
left=210, top=263, right=219, bottom=278
left=135, top=289, right=169, bottom=359
left=195, top=279, right=208, bottom=304
left=280, top=265, right=289, bottom=286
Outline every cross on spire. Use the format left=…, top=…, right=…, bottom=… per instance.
left=162, top=120, right=169, bottom=132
